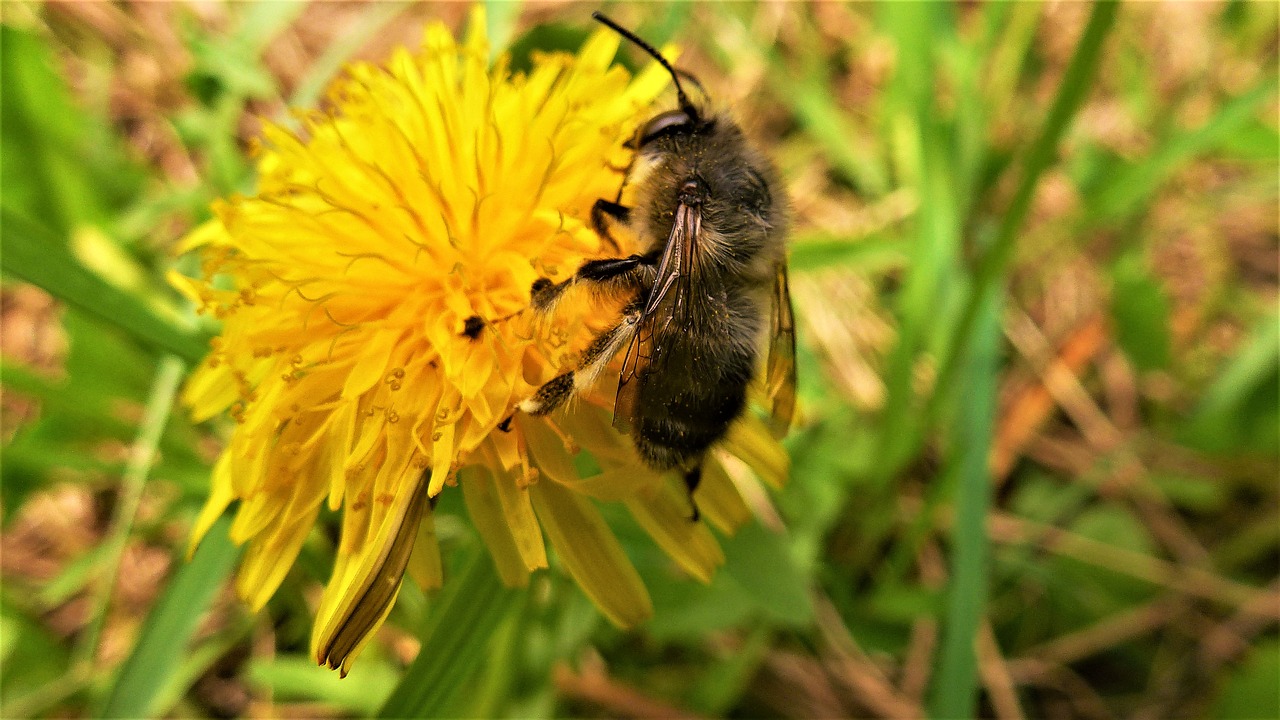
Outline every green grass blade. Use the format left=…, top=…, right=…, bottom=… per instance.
left=768, top=56, right=889, bottom=196
left=98, top=516, right=240, bottom=718
left=787, top=233, right=906, bottom=273
left=0, top=207, right=209, bottom=364
left=1182, top=311, right=1280, bottom=454
left=1087, top=72, right=1278, bottom=222
left=377, top=548, right=523, bottom=718
left=248, top=654, right=400, bottom=715
left=928, top=286, right=1002, bottom=718
left=928, top=0, right=1121, bottom=424
left=875, top=1, right=964, bottom=477
left=73, top=356, right=186, bottom=671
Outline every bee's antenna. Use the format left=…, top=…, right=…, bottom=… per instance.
left=592, top=11, right=698, bottom=120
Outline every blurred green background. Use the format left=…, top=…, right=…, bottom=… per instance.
left=2, top=1, right=1277, bottom=718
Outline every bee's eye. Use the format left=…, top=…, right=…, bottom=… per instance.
left=635, top=109, right=694, bottom=147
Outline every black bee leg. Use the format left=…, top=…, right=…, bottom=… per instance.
left=519, top=372, right=575, bottom=416
left=517, top=308, right=641, bottom=416
left=530, top=251, right=658, bottom=313
left=591, top=199, right=632, bottom=252
left=682, top=464, right=703, bottom=522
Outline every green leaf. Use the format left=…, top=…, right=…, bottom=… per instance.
left=1214, top=640, right=1280, bottom=718
left=1182, top=313, right=1280, bottom=455
left=0, top=26, right=141, bottom=236
left=0, top=207, right=209, bottom=364
left=0, top=601, right=72, bottom=715
left=98, top=516, right=240, bottom=718
left=721, top=521, right=814, bottom=627
left=1109, top=252, right=1173, bottom=372
left=927, top=0, right=1121, bottom=429
left=787, top=233, right=907, bottom=273
left=377, top=548, right=523, bottom=718
left=248, top=655, right=399, bottom=714
left=874, top=0, right=965, bottom=478
left=647, top=569, right=757, bottom=640
left=1086, top=73, right=1279, bottom=221
left=928, top=285, right=1001, bottom=718
left=1151, top=473, right=1228, bottom=513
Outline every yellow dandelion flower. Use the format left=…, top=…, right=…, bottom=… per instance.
left=174, top=8, right=790, bottom=676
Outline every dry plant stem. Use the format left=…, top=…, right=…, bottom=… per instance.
left=1096, top=458, right=1212, bottom=566
left=552, top=663, right=706, bottom=720
left=1008, top=658, right=1117, bottom=720
left=900, top=540, right=946, bottom=702
left=1002, top=309, right=1211, bottom=566
left=900, top=618, right=938, bottom=704
left=1199, top=579, right=1280, bottom=668
left=1013, top=598, right=1180, bottom=668
left=1026, top=433, right=1096, bottom=476
left=992, top=313, right=1107, bottom=481
left=814, top=595, right=923, bottom=718
left=985, top=512, right=1271, bottom=611
left=758, top=651, right=847, bottom=718
left=978, top=621, right=1026, bottom=720
left=1099, top=349, right=1140, bottom=430
left=1004, top=311, right=1120, bottom=451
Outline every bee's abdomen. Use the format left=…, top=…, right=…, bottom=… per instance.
left=631, top=339, right=755, bottom=471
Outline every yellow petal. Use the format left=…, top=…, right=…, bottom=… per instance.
left=721, top=415, right=790, bottom=490
left=695, top=457, right=752, bottom=534
left=552, top=465, right=660, bottom=502
left=313, top=471, right=430, bottom=672
left=484, top=446, right=548, bottom=572
left=460, top=466, right=531, bottom=587
left=187, top=453, right=236, bottom=559
left=529, top=479, right=651, bottom=628
left=623, top=480, right=724, bottom=584
left=406, top=505, right=443, bottom=592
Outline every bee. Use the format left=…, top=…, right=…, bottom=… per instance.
left=515, top=12, right=796, bottom=518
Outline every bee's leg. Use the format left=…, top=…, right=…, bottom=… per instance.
left=530, top=251, right=658, bottom=312
left=682, top=463, right=703, bottom=522
left=591, top=199, right=632, bottom=253
left=517, top=303, right=641, bottom=417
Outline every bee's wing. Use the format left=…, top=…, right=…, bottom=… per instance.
left=611, top=309, right=648, bottom=433
left=765, top=261, right=797, bottom=437
left=612, top=201, right=700, bottom=432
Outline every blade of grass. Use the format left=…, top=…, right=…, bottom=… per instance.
left=875, top=1, right=964, bottom=478
left=377, top=547, right=523, bottom=718
left=484, top=0, right=524, bottom=61
left=0, top=206, right=209, bottom=363
left=72, top=355, right=186, bottom=672
left=787, top=232, right=907, bottom=273
left=768, top=53, right=889, bottom=196
left=1182, top=311, right=1280, bottom=453
left=928, top=287, right=1002, bottom=718
left=247, top=654, right=400, bottom=715
left=927, top=0, right=1121, bottom=428
left=1087, top=71, right=1278, bottom=222
left=97, top=515, right=240, bottom=718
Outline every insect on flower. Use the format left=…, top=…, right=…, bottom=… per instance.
left=176, top=7, right=794, bottom=676
left=515, top=12, right=797, bottom=519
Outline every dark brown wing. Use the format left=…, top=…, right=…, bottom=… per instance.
left=613, top=201, right=700, bottom=431
left=765, top=261, right=797, bottom=437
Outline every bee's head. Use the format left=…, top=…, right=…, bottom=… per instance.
left=592, top=12, right=709, bottom=149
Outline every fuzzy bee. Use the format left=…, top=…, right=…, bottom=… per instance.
left=516, top=12, right=796, bottom=518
